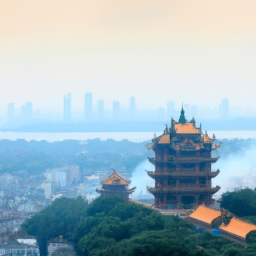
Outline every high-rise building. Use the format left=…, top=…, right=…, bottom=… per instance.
left=21, top=102, right=33, bottom=122
left=84, top=92, right=93, bottom=121
left=219, top=98, right=229, bottom=119
left=41, top=180, right=52, bottom=199
left=64, top=93, right=71, bottom=122
left=97, top=100, right=104, bottom=120
left=129, top=96, right=136, bottom=120
left=112, top=101, right=120, bottom=120
left=7, top=103, right=15, bottom=122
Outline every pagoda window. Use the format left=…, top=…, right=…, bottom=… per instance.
left=180, top=151, right=197, bottom=156
left=199, top=178, right=206, bottom=185
left=181, top=163, right=194, bottom=169
left=180, top=179, right=196, bottom=185
left=156, top=154, right=161, bottom=161
left=167, top=194, right=177, bottom=201
left=199, top=163, right=207, bottom=172
left=180, top=163, right=195, bottom=172
left=168, top=163, right=176, bottom=172
left=168, top=178, right=175, bottom=186
left=112, top=179, right=120, bottom=184
left=164, top=155, right=169, bottom=161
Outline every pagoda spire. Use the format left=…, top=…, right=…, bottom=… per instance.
left=179, top=103, right=187, bottom=124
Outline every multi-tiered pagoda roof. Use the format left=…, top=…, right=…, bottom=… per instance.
left=146, top=106, right=221, bottom=209
left=96, top=170, right=136, bottom=199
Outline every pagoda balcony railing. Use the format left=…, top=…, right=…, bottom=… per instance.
left=147, top=169, right=220, bottom=177
left=168, top=156, right=219, bottom=164
left=96, top=187, right=136, bottom=194
left=147, top=185, right=221, bottom=193
left=178, top=184, right=207, bottom=188
left=178, top=168, right=195, bottom=172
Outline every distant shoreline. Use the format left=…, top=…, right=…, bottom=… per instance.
left=0, top=130, right=256, bottom=142
left=2, top=117, right=256, bottom=133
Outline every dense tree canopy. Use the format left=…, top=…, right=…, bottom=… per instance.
left=22, top=195, right=256, bottom=256
left=220, top=188, right=256, bottom=217
left=22, top=197, right=88, bottom=256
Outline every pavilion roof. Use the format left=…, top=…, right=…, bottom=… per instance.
left=202, top=134, right=215, bottom=143
left=189, top=205, right=221, bottom=224
left=158, top=135, right=170, bottom=144
left=189, top=205, right=256, bottom=239
left=174, top=122, right=201, bottom=134
left=219, top=218, right=256, bottom=239
left=100, top=171, right=131, bottom=185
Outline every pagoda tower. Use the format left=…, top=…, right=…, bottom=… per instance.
left=96, top=170, right=136, bottom=199
left=146, top=106, right=221, bottom=209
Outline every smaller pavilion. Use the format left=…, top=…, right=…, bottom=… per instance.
left=96, top=170, right=136, bottom=199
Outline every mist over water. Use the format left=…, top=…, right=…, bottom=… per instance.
left=213, top=145, right=256, bottom=196
left=130, top=160, right=155, bottom=199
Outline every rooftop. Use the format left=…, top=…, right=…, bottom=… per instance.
left=189, top=205, right=221, bottom=224
left=100, top=171, right=131, bottom=185
left=189, top=205, right=256, bottom=240
left=219, top=217, right=256, bottom=239
left=174, top=122, right=201, bottom=134
left=158, top=135, right=170, bottom=144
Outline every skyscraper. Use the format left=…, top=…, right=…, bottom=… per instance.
left=84, top=92, right=93, bottom=121
left=7, top=103, right=15, bottom=123
left=63, top=93, right=71, bottom=122
left=97, top=100, right=104, bottom=120
left=112, top=101, right=120, bottom=121
left=219, top=98, right=229, bottom=119
left=129, top=96, right=136, bottom=120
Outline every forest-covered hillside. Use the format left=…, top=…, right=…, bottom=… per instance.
left=22, top=195, right=256, bottom=256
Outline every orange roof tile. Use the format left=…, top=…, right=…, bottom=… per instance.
left=101, top=171, right=130, bottom=185
left=158, top=135, right=170, bottom=144
left=189, top=205, right=221, bottom=224
left=219, top=218, right=256, bottom=239
left=202, top=134, right=214, bottom=143
left=174, top=123, right=201, bottom=134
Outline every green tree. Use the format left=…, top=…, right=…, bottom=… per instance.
left=221, top=188, right=256, bottom=216
left=246, top=230, right=256, bottom=245
left=22, top=197, right=87, bottom=255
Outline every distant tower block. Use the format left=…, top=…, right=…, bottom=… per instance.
left=96, top=170, right=136, bottom=199
left=146, top=105, right=221, bottom=209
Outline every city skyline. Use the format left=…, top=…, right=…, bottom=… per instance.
left=0, top=1, right=256, bottom=111
left=3, top=94, right=256, bottom=125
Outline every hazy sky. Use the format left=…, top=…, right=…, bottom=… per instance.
left=0, top=0, right=256, bottom=111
